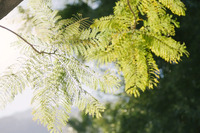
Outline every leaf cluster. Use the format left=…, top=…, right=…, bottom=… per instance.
left=84, top=0, right=188, bottom=97
left=0, top=0, right=119, bottom=132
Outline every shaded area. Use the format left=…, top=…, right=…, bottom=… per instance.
left=59, top=0, right=118, bottom=19
left=0, top=0, right=23, bottom=19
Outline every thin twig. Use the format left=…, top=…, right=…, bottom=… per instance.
left=127, top=0, right=137, bottom=29
left=0, top=25, right=57, bottom=55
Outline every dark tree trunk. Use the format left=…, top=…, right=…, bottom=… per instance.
left=0, top=0, right=23, bottom=20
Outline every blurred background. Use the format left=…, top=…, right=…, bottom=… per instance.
left=0, top=0, right=200, bottom=132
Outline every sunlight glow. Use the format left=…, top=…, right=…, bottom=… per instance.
left=0, top=22, right=32, bottom=118
left=0, top=2, right=32, bottom=118
left=0, top=0, right=78, bottom=119
left=0, top=24, right=19, bottom=72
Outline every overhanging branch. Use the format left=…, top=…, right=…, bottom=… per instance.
left=0, top=25, right=57, bottom=55
left=127, top=0, right=137, bottom=29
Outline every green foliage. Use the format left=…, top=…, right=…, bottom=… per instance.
left=69, top=1, right=200, bottom=132
left=0, top=0, right=188, bottom=132
left=0, top=0, right=119, bottom=132
left=85, top=0, right=188, bottom=96
left=0, top=67, right=26, bottom=109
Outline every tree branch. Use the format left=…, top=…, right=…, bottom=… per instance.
left=0, top=0, right=23, bottom=20
left=127, top=0, right=137, bottom=29
left=0, top=25, right=57, bottom=55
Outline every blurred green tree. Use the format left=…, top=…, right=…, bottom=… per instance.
left=59, top=0, right=118, bottom=19
left=68, top=0, right=200, bottom=132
